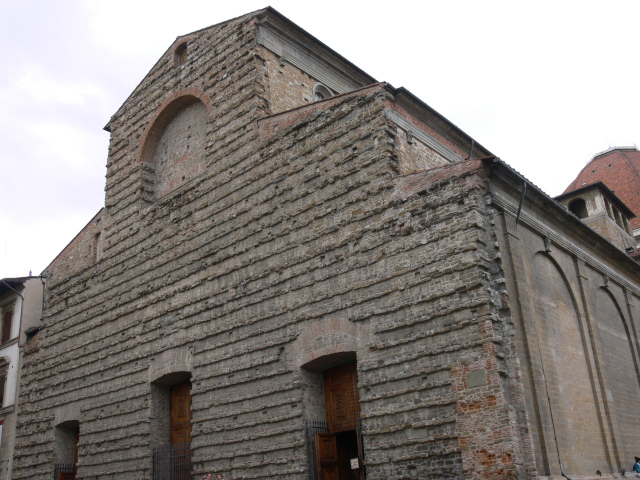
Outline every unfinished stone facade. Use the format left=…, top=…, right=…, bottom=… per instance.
left=12, top=8, right=640, bottom=480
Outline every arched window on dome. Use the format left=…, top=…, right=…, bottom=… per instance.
left=568, top=198, right=588, bottom=219
left=604, top=198, right=613, bottom=219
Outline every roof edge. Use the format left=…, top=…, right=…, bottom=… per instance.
left=486, top=157, right=640, bottom=269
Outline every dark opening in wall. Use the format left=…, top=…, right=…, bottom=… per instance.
left=174, top=43, right=188, bottom=66
left=94, top=232, right=102, bottom=262
left=613, top=206, right=624, bottom=228
left=568, top=198, right=588, bottom=219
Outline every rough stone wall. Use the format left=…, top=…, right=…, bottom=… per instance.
left=259, top=46, right=321, bottom=114
left=394, top=160, right=529, bottom=480
left=394, top=125, right=450, bottom=175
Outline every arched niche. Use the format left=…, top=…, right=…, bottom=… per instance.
left=138, top=89, right=211, bottom=199
left=313, top=83, right=333, bottom=101
left=529, top=253, right=607, bottom=475
left=594, top=287, right=640, bottom=463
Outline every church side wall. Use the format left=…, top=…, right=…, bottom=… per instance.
left=492, top=174, right=640, bottom=478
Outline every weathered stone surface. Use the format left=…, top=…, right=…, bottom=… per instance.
left=12, top=8, right=640, bottom=480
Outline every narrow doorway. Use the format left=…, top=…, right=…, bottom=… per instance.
left=54, top=422, right=79, bottom=480
left=170, top=381, right=192, bottom=480
left=152, top=378, right=193, bottom=480
left=315, top=363, right=364, bottom=480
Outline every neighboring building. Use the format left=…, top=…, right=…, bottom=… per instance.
left=0, top=276, right=43, bottom=480
left=11, top=8, right=640, bottom=480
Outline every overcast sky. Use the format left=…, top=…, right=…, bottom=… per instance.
left=1, top=0, right=639, bottom=278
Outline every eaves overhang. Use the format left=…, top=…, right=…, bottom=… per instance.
left=0, top=277, right=31, bottom=297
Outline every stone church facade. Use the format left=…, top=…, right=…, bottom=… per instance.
left=12, top=8, right=640, bottom=480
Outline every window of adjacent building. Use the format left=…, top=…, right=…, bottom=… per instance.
left=0, top=373, right=6, bottom=407
left=1, top=310, right=12, bottom=343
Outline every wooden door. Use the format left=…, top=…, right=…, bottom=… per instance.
left=324, top=363, right=360, bottom=433
left=316, top=433, right=339, bottom=480
left=170, top=382, right=192, bottom=445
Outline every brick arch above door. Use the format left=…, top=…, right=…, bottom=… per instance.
left=289, top=317, right=371, bottom=370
